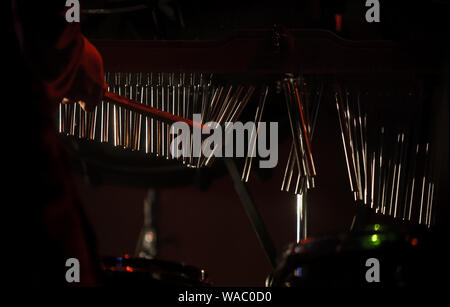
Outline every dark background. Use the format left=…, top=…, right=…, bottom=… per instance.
left=67, top=0, right=448, bottom=286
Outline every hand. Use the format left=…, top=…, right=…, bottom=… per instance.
left=62, top=37, right=108, bottom=112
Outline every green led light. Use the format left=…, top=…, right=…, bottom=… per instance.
left=370, top=234, right=381, bottom=246
left=374, top=224, right=381, bottom=231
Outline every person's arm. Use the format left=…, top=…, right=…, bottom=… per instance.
left=12, top=0, right=106, bottom=111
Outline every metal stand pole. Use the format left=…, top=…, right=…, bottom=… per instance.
left=224, top=158, right=277, bottom=268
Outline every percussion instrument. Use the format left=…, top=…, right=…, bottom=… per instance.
left=57, top=28, right=444, bottom=280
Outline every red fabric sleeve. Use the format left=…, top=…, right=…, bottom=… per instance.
left=12, top=0, right=105, bottom=108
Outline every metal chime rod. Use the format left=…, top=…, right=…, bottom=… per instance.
left=293, top=81, right=316, bottom=177
left=103, top=91, right=204, bottom=129
left=281, top=80, right=322, bottom=193
left=203, top=86, right=255, bottom=167
left=282, top=80, right=303, bottom=178
left=241, top=86, right=269, bottom=182
left=280, top=77, right=321, bottom=242
left=57, top=73, right=262, bottom=172
left=334, top=88, right=436, bottom=226
left=335, top=90, right=357, bottom=195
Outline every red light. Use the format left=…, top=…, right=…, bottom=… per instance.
left=335, top=14, right=342, bottom=32
left=300, top=238, right=313, bottom=245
